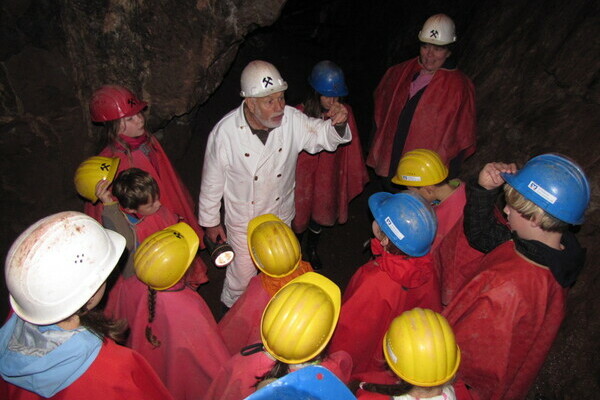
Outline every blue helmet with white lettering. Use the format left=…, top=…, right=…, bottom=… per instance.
left=502, top=154, right=590, bottom=224
left=308, top=61, right=348, bottom=97
left=368, top=191, right=437, bottom=257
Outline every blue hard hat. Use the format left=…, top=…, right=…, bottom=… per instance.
left=308, top=61, right=349, bottom=97
left=244, top=365, right=356, bottom=400
left=502, top=154, right=590, bottom=225
left=368, top=191, right=437, bottom=257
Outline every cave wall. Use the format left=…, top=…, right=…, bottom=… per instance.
left=1, top=0, right=599, bottom=398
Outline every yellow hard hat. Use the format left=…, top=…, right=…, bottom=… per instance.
left=133, top=222, right=199, bottom=290
left=74, top=156, right=121, bottom=202
left=261, top=272, right=341, bottom=364
left=248, top=214, right=301, bottom=278
left=383, top=308, right=460, bottom=387
left=392, top=149, right=448, bottom=187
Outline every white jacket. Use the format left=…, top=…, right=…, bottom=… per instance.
left=198, top=101, right=352, bottom=232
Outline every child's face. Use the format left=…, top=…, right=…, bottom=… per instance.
left=119, top=112, right=145, bottom=138
left=319, top=95, right=339, bottom=111
left=135, top=195, right=162, bottom=216
left=504, top=204, right=535, bottom=239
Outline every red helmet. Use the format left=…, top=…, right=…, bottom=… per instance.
left=89, top=85, right=148, bottom=122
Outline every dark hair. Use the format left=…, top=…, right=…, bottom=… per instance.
left=76, top=307, right=127, bottom=344
left=145, top=288, right=161, bottom=348
left=359, top=380, right=414, bottom=396
left=254, top=353, right=326, bottom=388
left=302, top=89, right=323, bottom=118
left=112, top=168, right=159, bottom=210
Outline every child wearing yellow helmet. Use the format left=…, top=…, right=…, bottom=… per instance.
left=116, top=223, right=230, bottom=400
left=393, top=149, right=484, bottom=306
left=356, top=308, right=469, bottom=400
left=206, top=273, right=353, bottom=400
left=218, top=214, right=314, bottom=355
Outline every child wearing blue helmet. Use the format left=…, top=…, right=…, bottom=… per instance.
left=443, top=154, right=590, bottom=400
left=329, top=191, right=441, bottom=380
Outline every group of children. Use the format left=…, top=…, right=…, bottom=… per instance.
left=0, top=73, right=591, bottom=399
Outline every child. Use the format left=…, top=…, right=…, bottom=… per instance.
left=443, top=154, right=590, bottom=400
left=356, top=308, right=470, bottom=400
left=329, top=191, right=441, bottom=377
left=205, top=272, right=353, bottom=400
left=218, top=214, right=313, bottom=355
left=85, top=84, right=207, bottom=286
left=125, top=223, right=230, bottom=400
left=393, top=149, right=484, bottom=305
left=0, top=211, right=173, bottom=399
left=294, top=60, right=369, bottom=269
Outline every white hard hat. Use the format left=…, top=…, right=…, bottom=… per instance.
left=5, top=211, right=125, bottom=325
left=240, top=60, right=288, bottom=98
left=418, top=14, right=457, bottom=46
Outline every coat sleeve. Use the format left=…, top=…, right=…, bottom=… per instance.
left=198, top=125, right=229, bottom=227
left=288, top=107, right=352, bottom=154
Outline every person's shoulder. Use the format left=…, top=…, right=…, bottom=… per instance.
left=212, top=104, right=244, bottom=133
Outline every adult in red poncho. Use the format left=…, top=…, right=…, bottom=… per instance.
left=443, top=157, right=589, bottom=399
left=367, top=14, right=476, bottom=184
left=110, top=222, right=230, bottom=400
left=329, top=192, right=441, bottom=378
left=84, top=85, right=207, bottom=285
left=294, top=60, right=368, bottom=269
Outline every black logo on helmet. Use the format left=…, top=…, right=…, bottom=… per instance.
left=262, top=76, right=273, bottom=88
left=173, top=232, right=183, bottom=239
left=128, top=98, right=138, bottom=106
left=429, top=29, right=439, bottom=39
left=100, top=163, right=110, bottom=171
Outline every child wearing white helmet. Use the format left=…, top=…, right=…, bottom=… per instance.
left=218, top=214, right=314, bottom=355
left=0, top=212, right=172, bottom=399
left=329, top=191, right=442, bottom=380
left=444, top=154, right=590, bottom=399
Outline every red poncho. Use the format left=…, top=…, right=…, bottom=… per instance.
left=329, top=239, right=441, bottom=376
left=443, top=241, right=567, bottom=400
left=85, top=134, right=207, bottom=284
left=104, top=276, right=230, bottom=400
left=0, top=339, right=174, bottom=400
left=205, top=350, right=353, bottom=400
left=367, top=57, right=476, bottom=176
left=293, top=104, right=368, bottom=232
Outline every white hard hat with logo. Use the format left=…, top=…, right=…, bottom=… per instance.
left=418, top=14, right=457, bottom=46
left=240, top=60, right=288, bottom=98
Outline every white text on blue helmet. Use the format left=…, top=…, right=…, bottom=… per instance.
left=385, top=216, right=405, bottom=240
left=528, top=181, right=557, bottom=204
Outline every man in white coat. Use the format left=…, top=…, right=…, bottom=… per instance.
left=199, top=60, right=352, bottom=308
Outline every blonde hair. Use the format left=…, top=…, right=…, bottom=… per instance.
left=503, top=185, right=568, bottom=232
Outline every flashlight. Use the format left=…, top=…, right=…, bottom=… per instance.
left=203, top=235, right=235, bottom=268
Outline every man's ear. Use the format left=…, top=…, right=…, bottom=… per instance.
left=245, top=98, right=256, bottom=114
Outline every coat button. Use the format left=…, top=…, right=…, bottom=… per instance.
left=275, top=197, right=280, bottom=201
left=254, top=176, right=258, bottom=181
left=245, top=153, right=250, bottom=157
left=278, top=148, right=282, bottom=152
left=277, top=174, right=282, bottom=178
left=251, top=201, right=255, bottom=205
